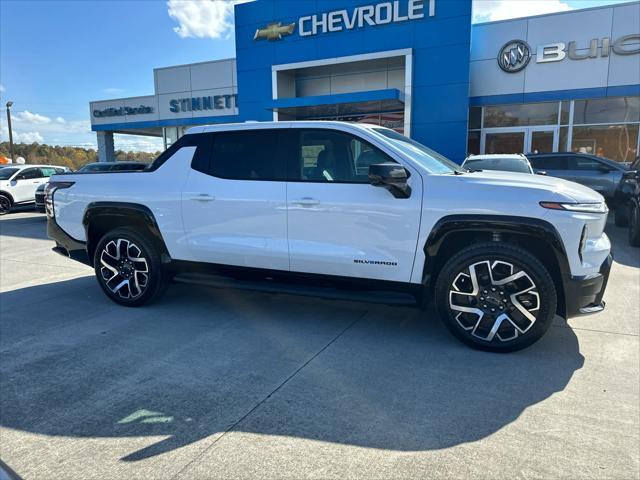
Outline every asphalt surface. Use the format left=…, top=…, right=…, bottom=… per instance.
left=0, top=209, right=638, bottom=480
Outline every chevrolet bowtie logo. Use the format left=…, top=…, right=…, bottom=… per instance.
left=254, top=22, right=296, bottom=41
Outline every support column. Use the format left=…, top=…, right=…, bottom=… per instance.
left=97, top=131, right=115, bottom=162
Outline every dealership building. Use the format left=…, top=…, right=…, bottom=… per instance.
left=90, top=0, right=640, bottom=163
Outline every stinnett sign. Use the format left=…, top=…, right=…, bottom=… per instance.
left=254, top=0, right=434, bottom=41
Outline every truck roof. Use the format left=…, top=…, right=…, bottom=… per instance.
left=187, top=121, right=385, bottom=135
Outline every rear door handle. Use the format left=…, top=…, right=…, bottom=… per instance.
left=190, top=193, right=216, bottom=202
left=291, top=197, right=320, bottom=206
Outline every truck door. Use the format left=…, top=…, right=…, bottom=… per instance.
left=285, top=128, right=422, bottom=283
left=181, top=128, right=290, bottom=271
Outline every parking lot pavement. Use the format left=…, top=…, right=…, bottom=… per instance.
left=0, top=211, right=638, bottom=480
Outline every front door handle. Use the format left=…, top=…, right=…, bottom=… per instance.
left=291, top=197, right=320, bottom=206
left=190, top=193, right=216, bottom=202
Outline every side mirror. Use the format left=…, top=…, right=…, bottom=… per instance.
left=536, top=170, right=547, bottom=176
left=368, top=163, right=411, bottom=199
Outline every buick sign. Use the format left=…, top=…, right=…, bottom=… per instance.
left=498, top=34, right=640, bottom=73
left=498, top=40, right=532, bottom=73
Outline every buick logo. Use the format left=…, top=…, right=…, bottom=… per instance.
left=498, top=40, right=532, bottom=73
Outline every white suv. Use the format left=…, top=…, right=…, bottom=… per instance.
left=0, top=164, right=68, bottom=214
left=45, top=122, right=612, bottom=352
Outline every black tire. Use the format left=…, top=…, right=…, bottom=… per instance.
left=93, top=227, right=169, bottom=307
left=0, top=195, right=11, bottom=216
left=615, top=205, right=629, bottom=227
left=630, top=204, right=640, bottom=248
left=434, top=242, right=557, bottom=353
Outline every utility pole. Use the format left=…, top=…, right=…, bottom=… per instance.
left=5, top=101, right=14, bottom=162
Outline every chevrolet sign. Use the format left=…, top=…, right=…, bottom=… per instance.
left=254, top=0, right=434, bottom=41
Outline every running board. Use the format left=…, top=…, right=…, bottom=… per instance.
left=173, top=273, right=417, bottom=306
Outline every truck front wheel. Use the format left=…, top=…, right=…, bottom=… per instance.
left=93, top=227, right=169, bottom=307
left=434, top=243, right=557, bottom=352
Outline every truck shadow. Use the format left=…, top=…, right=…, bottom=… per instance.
left=0, top=277, right=584, bottom=462
left=0, top=210, right=48, bottom=240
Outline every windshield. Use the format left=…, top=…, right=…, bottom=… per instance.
left=464, top=158, right=531, bottom=174
left=372, top=128, right=462, bottom=174
left=78, top=163, right=110, bottom=172
left=0, top=167, right=19, bottom=180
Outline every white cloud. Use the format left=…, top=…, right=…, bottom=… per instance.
left=0, top=84, right=5, bottom=92
left=167, top=0, right=252, bottom=39
left=114, top=134, right=164, bottom=153
left=103, top=87, right=125, bottom=94
left=15, top=131, right=44, bottom=143
left=473, top=0, right=572, bottom=23
left=13, top=110, right=52, bottom=125
left=0, top=125, right=44, bottom=144
left=55, top=117, right=66, bottom=124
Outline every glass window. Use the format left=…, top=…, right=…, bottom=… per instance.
left=559, top=127, right=570, bottom=152
left=560, top=101, right=571, bottom=125
left=41, top=167, right=57, bottom=177
left=573, top=97, right=640, bottom=125
left=567, top=155, right=603, bottom=171
left=292, top=129, right=393, bottom=183
left=467, top=131, right=480, bottom=156
left=464, top=157, right=531, bottom=174
left=211, top=130, right=285, bottom=181
left=0, top=167, right=20, bottom=180
left=469, top=107, right=482, bottom=130
left=571, top=124, right=639, bottom=162
left=529, top=155, right=569, bottom=171
left=483, top=102, right=559, bottom=128
left=16, top=168, right=42, bottom=180
left=485, top=131, right=525, bottom=154
left=372, top=128, right=461, bottom=174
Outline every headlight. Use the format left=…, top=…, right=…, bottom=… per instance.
left=540, top=201, right=608, bottom=214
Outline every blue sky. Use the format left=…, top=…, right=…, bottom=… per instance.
left=0, top=0, right=633, bottom=152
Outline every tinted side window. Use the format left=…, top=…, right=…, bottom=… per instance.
left=567, top=156, right=602, bottom=171
left=210, top=130, right=285, bottom=181
left=16, top=168, right=42, bottom=180
left=290, top=129, right=394, bottom=183
left=529, top=155, right=568, bottom=171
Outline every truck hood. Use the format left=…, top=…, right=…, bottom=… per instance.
left=454, top=170, right=604, bottom=203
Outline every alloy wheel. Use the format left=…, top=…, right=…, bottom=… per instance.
left=99, top=238, right=150, bottom=299
left=448, top=260, right=540, bottom=342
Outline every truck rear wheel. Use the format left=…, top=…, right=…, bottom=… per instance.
left=93, top=227, right=169, bottom=307
left=434, top=243, right=557, bottom=352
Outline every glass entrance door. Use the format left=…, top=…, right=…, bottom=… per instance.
left=528, top=128, right=557, bottom=154
left=482, top=127, right=558, bottom=155
left=484, top=131, right=526, bottom=154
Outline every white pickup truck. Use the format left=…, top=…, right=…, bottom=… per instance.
left=45, top=121, right=612, bottom=352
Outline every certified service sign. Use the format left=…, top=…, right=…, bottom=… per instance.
left=498, top=40, right=532, bottom=73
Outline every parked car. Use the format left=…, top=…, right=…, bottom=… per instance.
left=619, top=156, right=640, bottom=247
left=34, top=183, right=47, bottom=213
left=0, top=164, right=68, bottom=215
left=527, top=152, right=629, bottom=220
left=46, top=121, right=611, bottom=352
left=77, top=162, right=148, bottom=173
left=462, top=154, right=534, bottom=174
